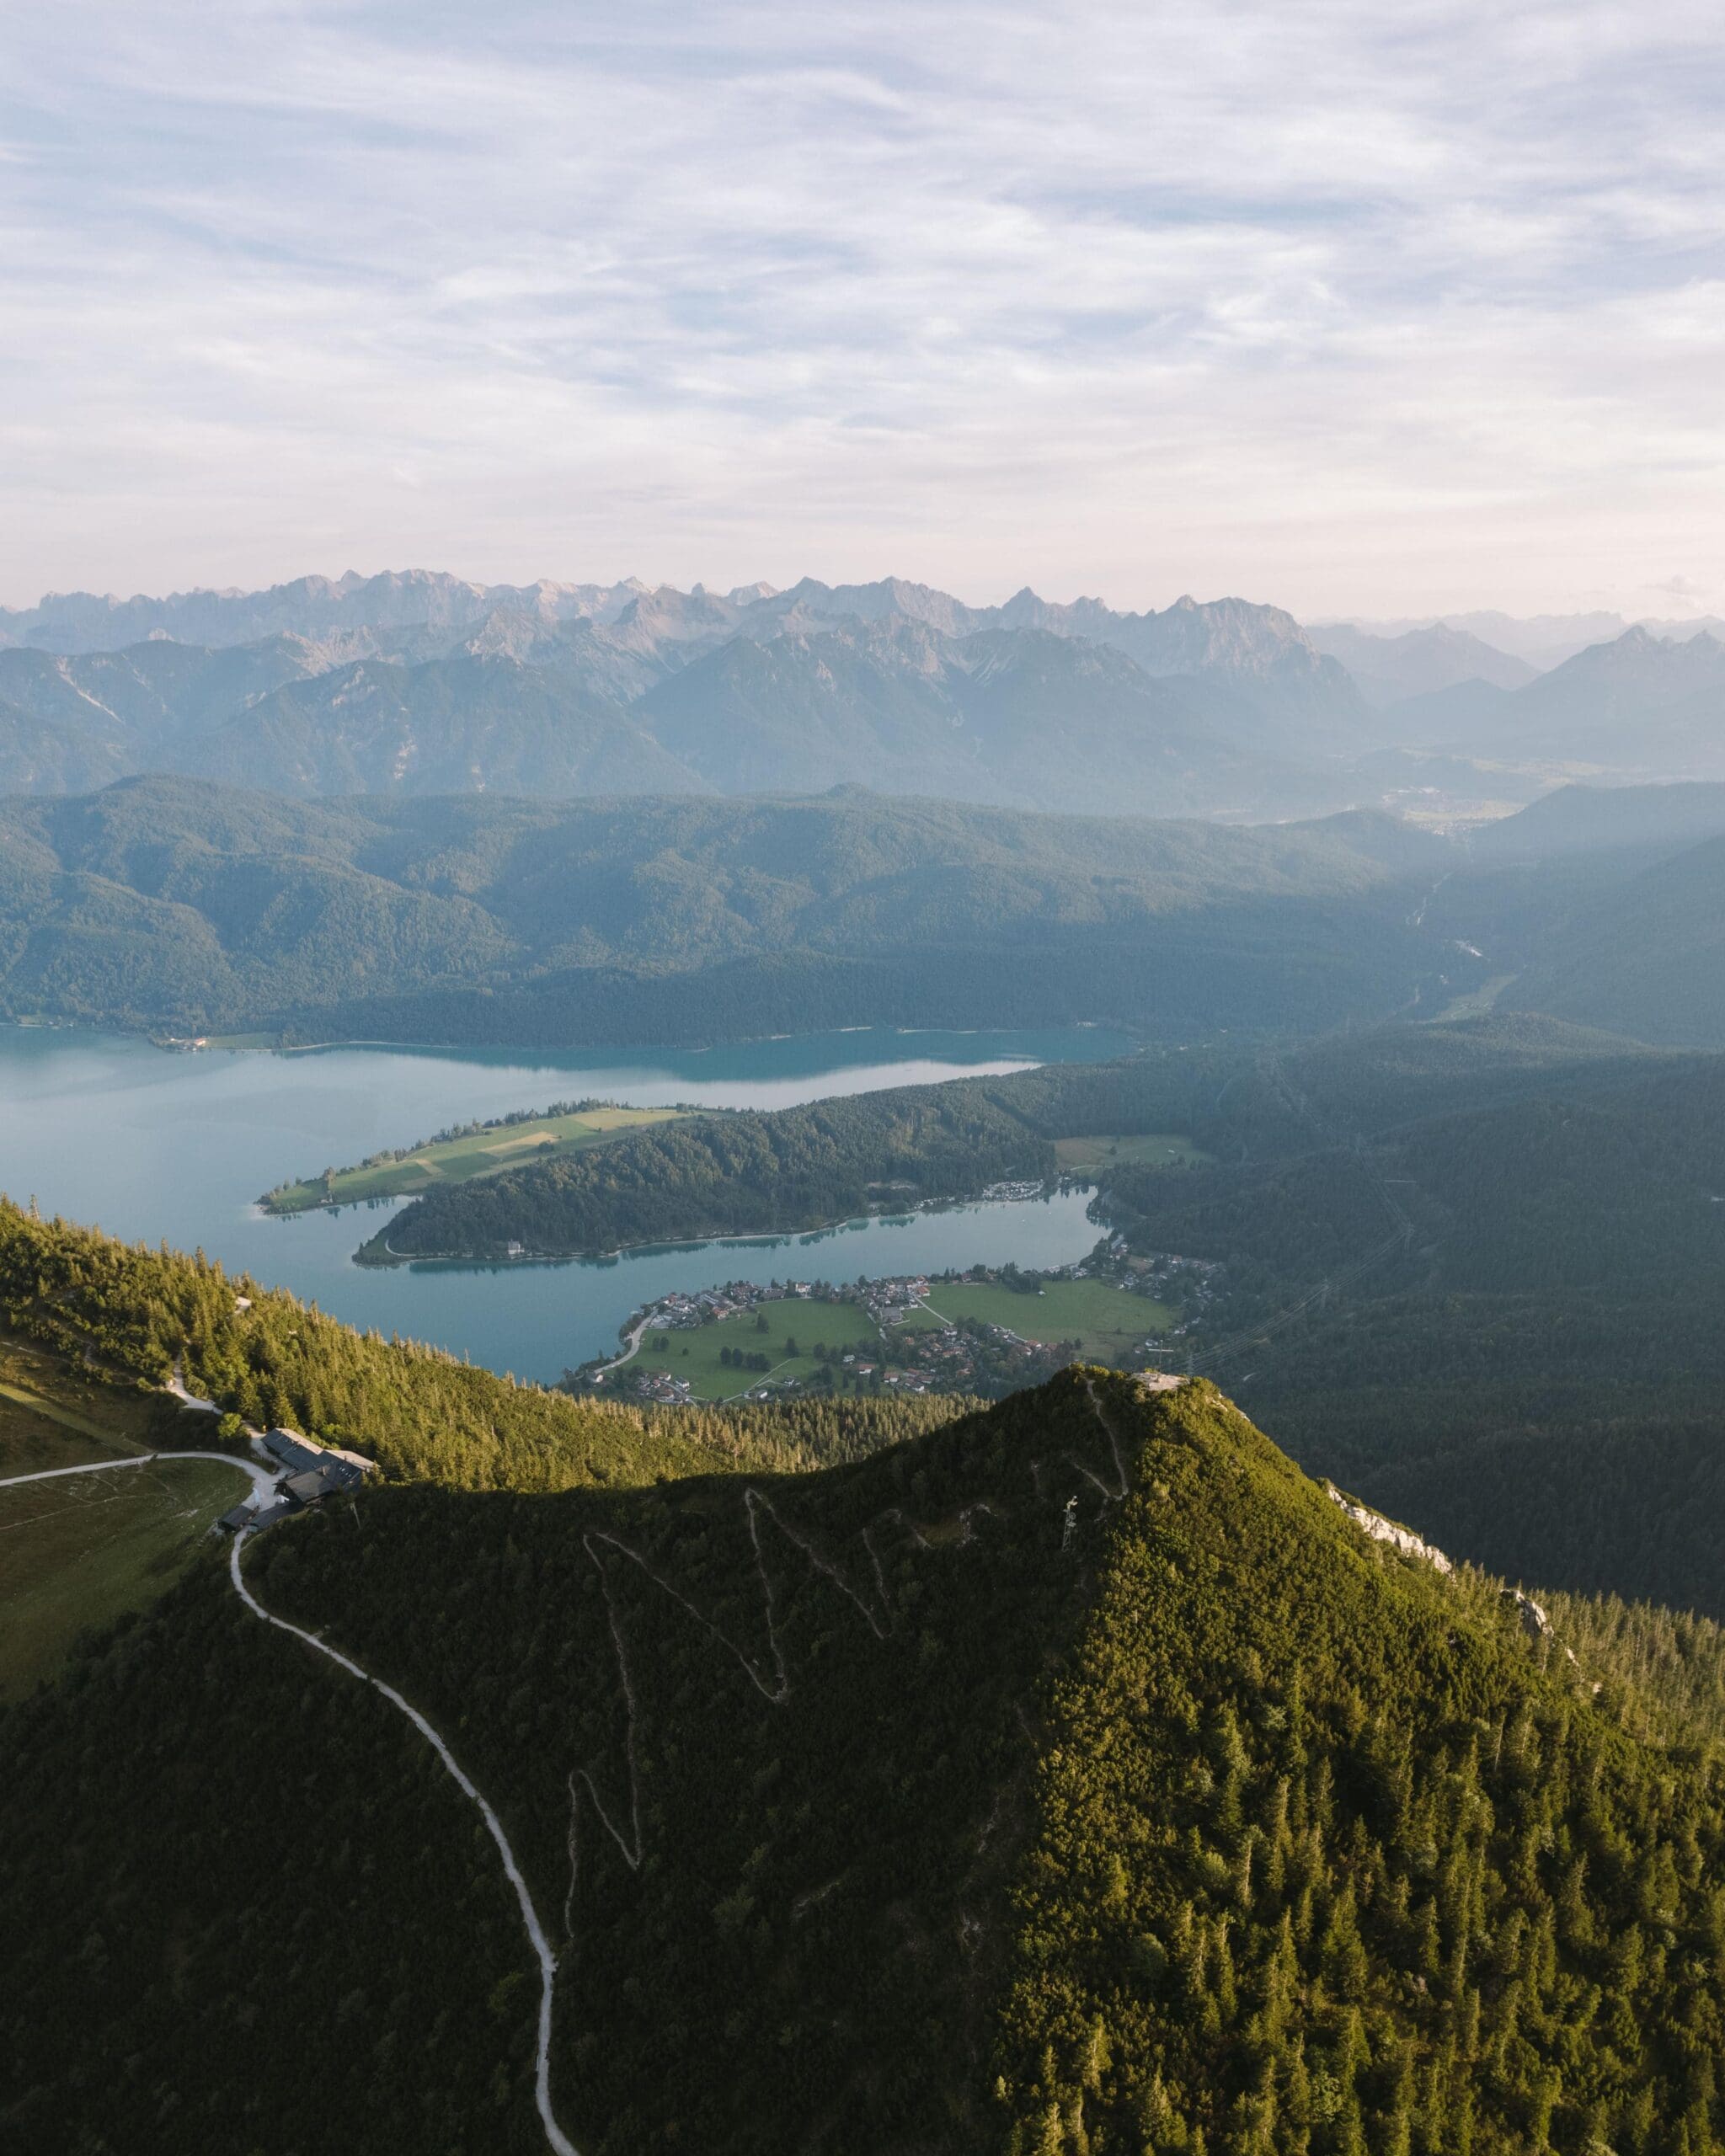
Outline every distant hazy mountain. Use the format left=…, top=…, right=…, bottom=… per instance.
left=1469, top=780, right=1725, bottom=862
left=1306, top=622, right=1535, bottom=705
left=1489, top=627, right=1725, bottom=771
left=635, top=616, right=1320, bottom=814
left=0, top=574, right=1374, bottom=816
left=0, top=569, right=658, bottom=654
left=1500, top=833, right=1725, bottom=1046
left=9, top=568, right=1722, bottom=819
left=756, top=578, right=1365, bottom=733
left=1328, top=608, right=1725, bottom=671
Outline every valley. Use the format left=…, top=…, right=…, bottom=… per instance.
left=5, top=595, right=1725, bottom=2153
left=15, top=0, right=1725, bottom=2134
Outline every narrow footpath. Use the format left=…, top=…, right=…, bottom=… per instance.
left=228, top=1530, right=580, bottom=2155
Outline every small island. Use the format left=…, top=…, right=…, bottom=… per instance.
left=259, top=1099, right=697, bottom=1214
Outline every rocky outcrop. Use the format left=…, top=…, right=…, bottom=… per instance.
left=1325, top=1484, right=1454, bottom=1574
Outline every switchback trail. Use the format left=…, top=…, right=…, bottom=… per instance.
left=229, top=1532, right=582, bottom=2156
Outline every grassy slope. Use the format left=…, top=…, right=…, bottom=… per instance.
left=1052, top=1133, right=1210, bottom=1173
left=260, top=1102, right=692, bottom=1213
left=0, top=1457, right=243, bottom=1700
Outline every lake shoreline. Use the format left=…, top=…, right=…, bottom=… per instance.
left=351, top=1183, right=1097, bottom=1272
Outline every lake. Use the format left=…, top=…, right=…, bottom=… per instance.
left=0, top=1024, right=1128, bottom=1384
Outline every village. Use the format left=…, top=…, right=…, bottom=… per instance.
left=566, top=1241, right=1222, bottom=1408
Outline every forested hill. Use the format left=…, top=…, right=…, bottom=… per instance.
left=1076, top=1016, right=1725, bottom=1614
left=0, top=775, right=1474, bottom=1043
left=367, top=1074, right=1065, bottom=1259
left=10, top=1368, right=1725, bottom=2153
left=366, top=1011, right=1665, bottom=1265
left=12, top=771, right=1725, bottom=1049
left=0, top=1197, right=954, bottom=1489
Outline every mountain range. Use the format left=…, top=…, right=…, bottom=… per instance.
left=0, top=573, right=1373, bottom=819
left=3, top=569, right=1723, bottom=823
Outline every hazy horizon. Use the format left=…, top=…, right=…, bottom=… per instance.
left=2, top=563, right=1721, bottom=641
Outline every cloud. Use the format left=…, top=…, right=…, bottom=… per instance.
left=2, top=0, right=1722, bottom=613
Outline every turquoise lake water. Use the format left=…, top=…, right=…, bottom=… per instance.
left=0, top=1025, right=1128, bottom=1384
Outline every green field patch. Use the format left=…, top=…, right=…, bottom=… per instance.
left=0, top=1331, right=163, bottom=1474
left=1053, top=1132, right=1210, bottom=1174
left=625, top=1299, right=888, bottom=1402
left=0, top=1459, right=245, bottom=1699
left=916, top=1277, right=1175, bottom=1364
left=261, top=1103, right=696, bottom=1214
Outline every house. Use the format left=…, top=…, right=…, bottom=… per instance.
left=260, top=1428, right=377, bottom=1479
left=218, top=1428, right=380, bottom=1535
left=283, top=1463, right=364, bottom=1505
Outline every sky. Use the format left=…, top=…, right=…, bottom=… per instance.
left=3, top=1, right=1723, bottom=619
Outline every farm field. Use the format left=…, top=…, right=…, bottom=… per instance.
left=622, top=1298, right=887, bottom=1401
left=1053, top=1131, right=1210, bottom=1173
left=0, top=1458, right=245, bottom=1699
left=916, top=1276, right=1175, bottom=1364
left=261, top=1102, right=696, bottom=1213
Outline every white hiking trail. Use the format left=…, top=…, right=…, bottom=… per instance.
left=0, top=1449, right=278, bottom=1499
left=229, top=1531, right=581, bottom=2156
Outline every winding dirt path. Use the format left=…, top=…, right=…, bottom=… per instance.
left=0, top=1450, right=277, bottom=1499
left=229, top=1531, right=581, bottom=2156
left=3, top=1447, right=580, bottom=2155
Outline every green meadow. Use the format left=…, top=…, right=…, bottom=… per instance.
left=0, top=1331, right=255, bottom=1697
left=915, top=1275, right=1174, bottom=1364
left=261, top=1103, right=694, bottom=1213
left=0, top=1457, right=244, bottom=1699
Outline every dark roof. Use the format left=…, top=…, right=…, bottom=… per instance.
left=283, top=1460, right=364, bottom=1504
left=262, top=1429, right=324, bottom=1472
left=216, top=1503, right=255, bottom=1533
left=248, top=1500, right=296, bottom=1532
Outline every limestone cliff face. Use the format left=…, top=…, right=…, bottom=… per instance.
left=1324, top=1481, right=1454, bottom=1573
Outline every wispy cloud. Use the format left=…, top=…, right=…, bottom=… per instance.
left=2, top=0, right=1722, bottom=613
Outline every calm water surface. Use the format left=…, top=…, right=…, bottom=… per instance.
left=0, top=1025, right=1126, bottom=1383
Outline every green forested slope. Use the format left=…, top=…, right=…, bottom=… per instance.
left=0, top=776, right=1472, bottom=1042
left=0, top=1199, right=966, bottom=1495
left=1087, top=1017, right=1725, bottom=1612
left=8, top=1371, right=1725, bottom=2153
left=371, top=1076, right=1061, bottom=1258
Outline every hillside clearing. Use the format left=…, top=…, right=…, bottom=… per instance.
left=0, top=1458, right=243, bottom=1698
left=1053, top=1130, right=1210, bottom=1172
